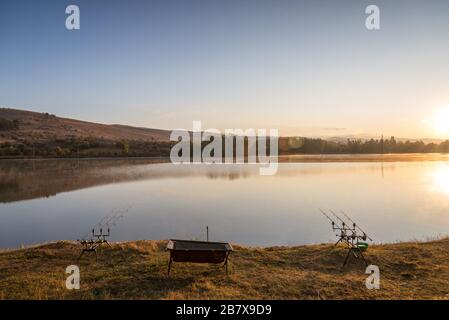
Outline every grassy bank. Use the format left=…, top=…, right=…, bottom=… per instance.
left=1, top=239, right=449, bottom=300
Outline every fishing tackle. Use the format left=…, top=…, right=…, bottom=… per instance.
left=77, top=206, right=129, bottom=261
left=319, top=209, right=372, bottom=267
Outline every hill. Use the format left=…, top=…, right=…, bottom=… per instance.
left=0, top=108, right=170, bottom=143
left=0, top=108, right=172, bottom=157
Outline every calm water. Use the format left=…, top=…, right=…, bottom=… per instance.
left=1, top=158, right=449, bottom=248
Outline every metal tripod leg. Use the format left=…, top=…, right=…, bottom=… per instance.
left=342, top=247, right=368, bottom=268
left=357, top=248, right=368, bottom=266
left=334, top=238, right=342, bottom=247
left=342, top=248, right=352, bottom=267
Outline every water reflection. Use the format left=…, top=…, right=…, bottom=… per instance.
left=427, top=163, right=449, bottom=194
left=0, top=158, right=402, bottom=203
left=1, top=158, right=449, bottom=248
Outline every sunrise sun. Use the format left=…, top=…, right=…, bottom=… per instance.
left=422, top=107, right=449, bottom=138
left=433, top=107, right=449, bottom=136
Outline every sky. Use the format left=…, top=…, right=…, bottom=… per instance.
left=1, top=0, right=449, bottom=139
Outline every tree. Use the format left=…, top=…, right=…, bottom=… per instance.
left=0, top=118, right=18, bottom=131
left=119, top=140, right=129, bottom=156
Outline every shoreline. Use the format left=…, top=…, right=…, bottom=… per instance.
left=0, top=153, right=448, bottom=163
left=279, top=153, right=449, bottom=162
left=1, top=234, right=447, bottom=252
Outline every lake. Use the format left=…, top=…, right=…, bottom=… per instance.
left=1, top=156, right=449, bottom=248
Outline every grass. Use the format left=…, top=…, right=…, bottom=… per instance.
left=1, top=239, right=449, bottom=300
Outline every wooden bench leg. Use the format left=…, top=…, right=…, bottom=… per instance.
left=224, top=253, right=230, bottom=275
left=168, top=256, right=173, bottom=276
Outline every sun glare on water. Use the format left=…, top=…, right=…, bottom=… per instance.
left=429, top=164, right=449, bottom=194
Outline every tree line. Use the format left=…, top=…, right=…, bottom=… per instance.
left=279, top=136, right=449, bottom=154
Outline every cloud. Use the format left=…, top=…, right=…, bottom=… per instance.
left=322, top=127, right=347, bottom=131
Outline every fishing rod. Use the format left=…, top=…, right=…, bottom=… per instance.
left=331, top=209, right=365, bottom=245
left=340, top=210, right=373, bottom=241
left=102, top=214, right=119, bottom=227
left=320, top=209, right=357, bottom=246
left=95, top=214, right=113, bottom=229
left=98, top=205, right=130, bottom=228
left=79, top=205, right=129, bottom=240
left=319, top=208, right=341, bottom=230
left=99, top=206, right=130, bottom=232
left=80, top=209, right=115, bottom=240
left=329, top=210, right=350, bottom=229
left=101, top=214, right=124, bottom=231
left=96, top=211, right=126, bottom=235
left=106, top=214, right=124, bottom=227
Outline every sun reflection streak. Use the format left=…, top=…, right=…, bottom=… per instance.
left=428, top=164, right=449, bottom=194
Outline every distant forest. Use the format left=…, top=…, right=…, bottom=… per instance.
left=279, top=136, right=449, bottom=155
left=0, top=136, right=174, bottom=158
left=0, top=136, right=448, bottom=159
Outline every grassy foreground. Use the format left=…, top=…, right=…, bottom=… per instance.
left=1, top=239, right=449, bottom=300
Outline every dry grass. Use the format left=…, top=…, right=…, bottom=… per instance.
left=0, top=108, right=170, bottom=144
left=1, top=239, right=449, bottom=300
